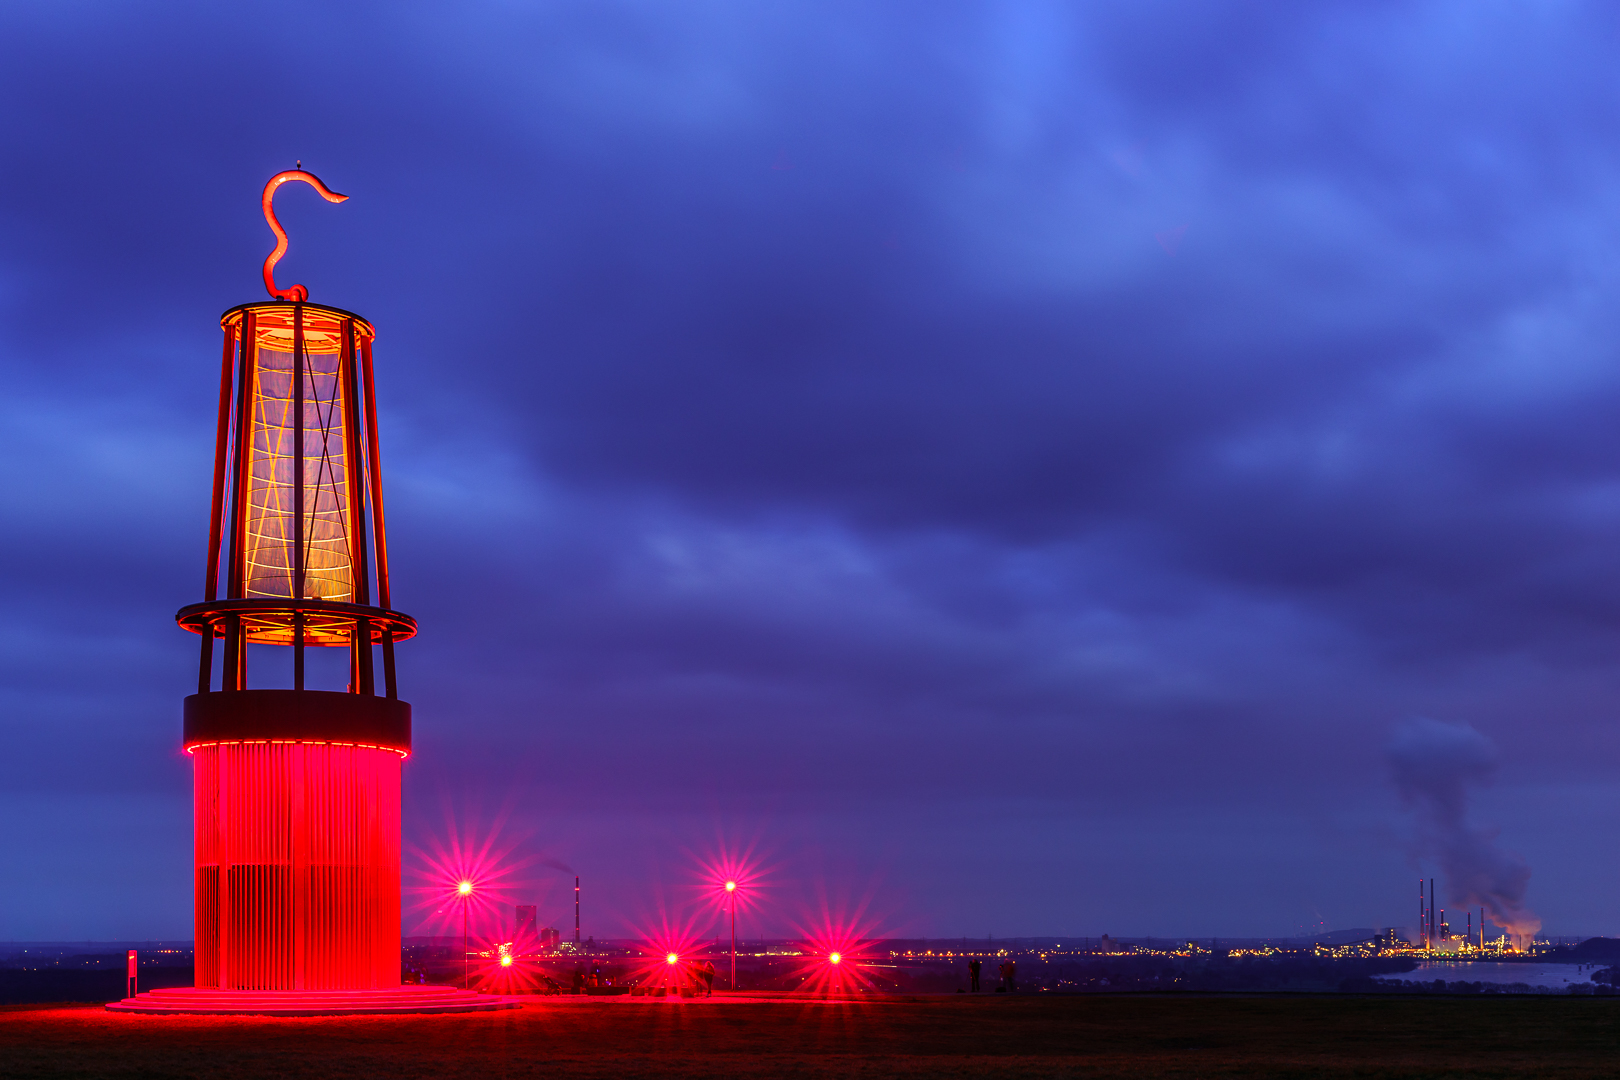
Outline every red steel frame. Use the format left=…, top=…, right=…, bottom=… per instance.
left=179, top=299, right=414, bottom=992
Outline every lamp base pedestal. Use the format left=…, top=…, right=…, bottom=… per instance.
left=105, top=985, right=517, bottom=1015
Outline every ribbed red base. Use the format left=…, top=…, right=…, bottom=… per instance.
left=105, top=985, right=517, bottom=1015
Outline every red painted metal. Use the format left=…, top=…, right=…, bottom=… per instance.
left=261, top=170, right=348, bottom=302
left=293, top=302, right=306, bottom=690
left=359, top=337, right=391, bottom=610
left=340, top=320, right=368, bottom=607
left=205, top=326, right=237, bottom=605
left=177, top=599, right=416, bottom=647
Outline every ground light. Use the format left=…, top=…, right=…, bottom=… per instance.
left=724, top=880, right=739, bottom=991
left=460, top=881, right=474, bottom=988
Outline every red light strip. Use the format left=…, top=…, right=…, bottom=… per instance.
left=186, top=739, right=409, bottom=760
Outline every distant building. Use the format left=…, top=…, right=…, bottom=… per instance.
left=540, top=927, right=561, bottom=952
left=515, top=905, right=537, bottom=945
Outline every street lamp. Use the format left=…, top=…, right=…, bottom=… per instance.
left=725, top=880, right=738, bottom=992
left=458, top=880, right=473, bottom=989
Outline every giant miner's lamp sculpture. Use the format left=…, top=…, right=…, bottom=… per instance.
left=110, top=171, right=513, bottom=1014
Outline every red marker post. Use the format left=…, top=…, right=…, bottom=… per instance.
left=127, top=950, right=137, bottom=999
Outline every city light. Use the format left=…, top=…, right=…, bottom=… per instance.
left=499, top=953, right=513, bottom=967
left=667, top=952, right=680, bottom=965
left=829, top=952, right=842, bottom=965
left=459, top=880, right=473, bottom=896
left=726, top=880, right=737, bottom=892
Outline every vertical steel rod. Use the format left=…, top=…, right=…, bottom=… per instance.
left=293, top=611, right=305, bottom=690
left=357, top=617, right=375, bottom=696
left=340, top=321, right=367, bottom=601
left=292, top=304, right=306, bottom=687
left=204, top=325, right=237, bottom=604
left=359, top=338, right=391, bottom=609
left=349, top=626, right=360, bottom=694
left=339, top=320, right=369, bottom=694
left=224, top=314, right=256, bottom=690
left=382, top=635, right=397, bottom=700
left=198, top=621, right=214, bottom=695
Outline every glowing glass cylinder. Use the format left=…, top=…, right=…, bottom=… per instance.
left=242, top=308, right=356, bottom=604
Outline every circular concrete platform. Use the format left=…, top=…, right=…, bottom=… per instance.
left=105, top=985, right=519, bottom=1015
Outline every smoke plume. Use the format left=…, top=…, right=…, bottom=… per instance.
left=537, top=857, right=575, bottom=875
left=1387, top=717, right=1541, bottom=948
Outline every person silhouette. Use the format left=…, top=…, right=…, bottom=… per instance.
left=969, top=958, right=981, bottom=992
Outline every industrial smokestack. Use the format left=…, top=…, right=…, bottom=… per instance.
left=575, top=876, right=580, bottom=943
left=1388, top=719, right=1542, bottom=949
left=1430, top=879, right=1435, bottom=947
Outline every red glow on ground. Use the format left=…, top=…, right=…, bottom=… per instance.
left=610, top=910, right=715, bottom=993
left=468, top=950, right=551, bottom=995
left=786, top=882, right=892, bottom=997
left=788, top=930, right=882, bottom=996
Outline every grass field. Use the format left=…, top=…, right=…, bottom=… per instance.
left=6, top=993, right=1620, bottom=1078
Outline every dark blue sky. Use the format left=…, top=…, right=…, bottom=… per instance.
left=4, top=1, right=1620, bottom=942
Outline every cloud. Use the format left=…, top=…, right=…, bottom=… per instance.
left=1388, top=718, right=1541, bottom=946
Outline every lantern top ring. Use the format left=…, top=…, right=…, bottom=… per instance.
left=176, top=599, right=417, bottom=648
left=222, top=301, right=374, bottom=359
left=223, top=297, right=374, bottom=335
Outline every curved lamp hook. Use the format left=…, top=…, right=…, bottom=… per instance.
left=262, top=169, right=348, bottom=301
